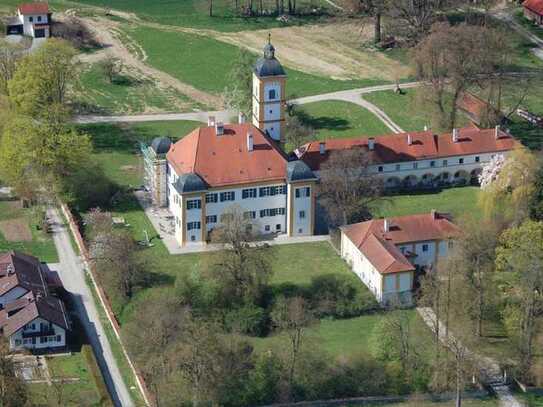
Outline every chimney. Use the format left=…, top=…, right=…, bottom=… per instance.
left=424, top=125, right=428, bottom=132
left=495, top=125, right=500, bottom=139
left=407, top=134, right=413, bottom=146
left=431, top=209, right=437, bottom=220
left=215, top=122, right=224, bottom=136
left=384, top=218, right=390, bottom=233
left=238, top=112, right=246, bottom=124
left=208, top=116, right=216, bottom=127
left=452, top=128, right=459, bottom=143
left=247, top=132, right=254, bottom=152
left=368, top=138, right=375, bottom=151
left=319, top=142, right=326, bottom=155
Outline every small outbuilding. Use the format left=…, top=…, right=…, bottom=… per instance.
left=6, top=2, right=52, bottom=38
left=523, top=0, right=543, bottom=26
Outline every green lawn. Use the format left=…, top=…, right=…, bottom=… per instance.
left=517, top=391, right=543, bottom=407
left=77, top=63, right=202, bottom=114
left=515, top=9, right=543, bottom=42
left=67, top=0, right=335, bottom=31
left=250, top=309, right=432, bottom=358
left=297, top=100, right=390, bottom=140
left=375, top=187, right=481, bottom=220
left=0, top=201, right=58, bottom=262
left=360, top=398, right=499, bottom=407
left=125, top=25, right=386, bottom=98
left=79, top=121, right=201, bottom=186
left=29, top=348, right=111, bottom=406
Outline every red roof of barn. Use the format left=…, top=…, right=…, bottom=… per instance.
left=341, top=212, right=460, bottom=274
left=524, top=0, right=543, bottom=15
left=18, top=2, right=49, bottom=14
left=297, top=126, right=520, bottom=171
left=167, top=123, right=289, bottom=188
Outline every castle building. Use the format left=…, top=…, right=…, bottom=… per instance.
left=296, top=125, right=520, bottom=189
left=252, top=36, right=287, bottom=143
left=165, top=120, right=317, bottom=246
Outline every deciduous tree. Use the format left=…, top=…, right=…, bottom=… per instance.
left=223, top=49, right=255, bottom=116
left=318, top=147, right=383, bottom=227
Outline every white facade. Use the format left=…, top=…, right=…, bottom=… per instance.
left=16, top=9, right=50, bottom=38
left=10, top=317, right=66, bottom=351
left=168, top=164, right=314, bottom=246
left=252, top=74, right=284, bottom=142
left=341, top=232, right=453, bottom=305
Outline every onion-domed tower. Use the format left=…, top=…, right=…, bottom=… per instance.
left=252, top=35, right=286, bottom=143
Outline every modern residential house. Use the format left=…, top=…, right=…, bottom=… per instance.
left=523, top=0, right=543, bottom=26
left=165, top=120, right=317, bottom=246
left=5, top=2, right=51, bottom=38
left=340, top=212, right=460, bottom=305
left=0, top=251, right=69, bottom=351
left=296, top=125, right=519, bottom=189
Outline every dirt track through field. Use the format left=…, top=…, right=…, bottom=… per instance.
left=78, top=17, right=223, bottom=109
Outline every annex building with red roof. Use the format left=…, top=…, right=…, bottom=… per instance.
left=5, top=2, right=51, bottom=38
left=340, top=212, right=460, bottom=305
left=523, top=0, right=543, bottom=26
left=296, top=125, right=520, bottom=190
left=0, top=251, right=69, bottom=351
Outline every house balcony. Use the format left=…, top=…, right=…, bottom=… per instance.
left=22, top=328, right=56, bottom=338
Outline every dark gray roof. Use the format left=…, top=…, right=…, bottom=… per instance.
left=173, top=173, right=208, bottom=194
left=150, top=137, right=172, bottom=155
left=287, top=160, right=317, bottom=183
left=254, top=40, right=285, bottom=78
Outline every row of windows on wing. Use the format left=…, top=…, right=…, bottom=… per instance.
left=186, top=207, right=288, bottom=231
left=16, top=335, right=62, bottom=346
left=376, top=156, right=482, bottom=173
left=184, top=185, right=311, bottom=210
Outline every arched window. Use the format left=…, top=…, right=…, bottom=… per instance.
left=268, top=89, right=276, bottom=100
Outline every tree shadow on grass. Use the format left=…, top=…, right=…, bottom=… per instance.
left=295, top=109, right=350, bottom=132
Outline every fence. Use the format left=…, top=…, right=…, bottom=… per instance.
left=59, top=202, right=153, bottom=406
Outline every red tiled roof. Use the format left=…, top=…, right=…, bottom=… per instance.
left=167, top=123, right=289, bottom=188
left=18, top=2, right=49, bottom=14
left=298, top=126, right=520, bottom=171
left=0, top=251, right=48, bottom=297
left=342, top=212, right=460, bottom=274
left=524, top=0, right=543, bottom=15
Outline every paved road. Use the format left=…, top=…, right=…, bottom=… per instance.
left=417, top=307, right=522, bottom=407
left=47, top=208, right=134, bottom=407
left=75, top=82, right=421, bottom=133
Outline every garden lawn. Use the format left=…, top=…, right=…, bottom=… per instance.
left=375, top=187, right=481, bottom=220
left=360, top=398, right=499, bottom=407
left=250, top=309, right=433, bottom=359
left=125, top=26, right=385, bottom=98
left=80, top=121, right=201, bottom=186
left=515, top=9, right=543, bottom=42
left=77, top=63, right=202, bottom=114
left=29, top=350, right=111, bottom=406
left=297, top=100, right=390, bottom=140
left=68, top=0, right=335, bottom=31
left=0, top=201, right=58, bottom=262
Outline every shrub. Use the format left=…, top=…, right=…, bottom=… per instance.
left=224, top=304, right=268, bottom=336
left=308, top=273, right=378, bottom=318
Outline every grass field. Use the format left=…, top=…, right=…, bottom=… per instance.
left=375, top=187, right=481, bottom=220
left=67, top=0, right=334, bottom=31
left=361, top=398, right=499, bottom=407
left=297, top=100, right=390, bottom=139
left=79, top=121, right=201, bottom=186
left=250, top=309, right=431, bottom=358
left=515, top=9, right=543, bottom=42
left=76, top=63, right=201, bottom=114
left=0, top=201, right=58, bottom=262
left=125, top=25, right=386, bottom=98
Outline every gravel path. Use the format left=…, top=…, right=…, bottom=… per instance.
left=47, top=207, right=134, bottom=407
left=417, top=307, right=522, bottom=407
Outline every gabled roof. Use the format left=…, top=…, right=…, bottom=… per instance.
left=524, top=0, right=543, bottom=15
left=18, top=2, right=49, bottom=14
left=342, top=212, right=460, bottom=274
left=0, top=251, right=48, bottom=297
left=0, top=294, right=69, bottom=337
left=298, top=126, right=519, bottom=171
left=167, top=123, right=289, bottom=188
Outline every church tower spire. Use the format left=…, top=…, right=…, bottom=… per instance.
left=252, top=35, right=286, bottom=143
